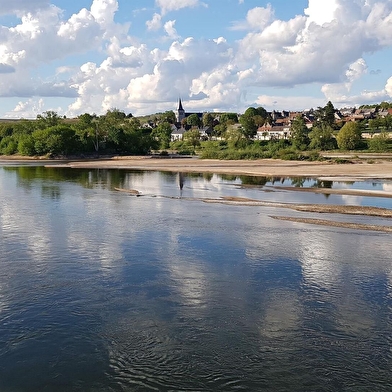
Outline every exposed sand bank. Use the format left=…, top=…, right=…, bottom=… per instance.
left=41, top=155, right=392, bottom=180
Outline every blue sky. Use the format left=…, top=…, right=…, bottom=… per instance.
left=0, top=0, right=391, bottom=119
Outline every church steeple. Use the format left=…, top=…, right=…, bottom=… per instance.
left=178, top=98, right=184, bottom=111
left=176, top=98, right=185, bottom=123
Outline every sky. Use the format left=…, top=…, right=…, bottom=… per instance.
left=0, top=0, right=392, bottom=119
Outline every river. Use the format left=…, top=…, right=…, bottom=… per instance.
left=1, top=165, right=392, bottom=391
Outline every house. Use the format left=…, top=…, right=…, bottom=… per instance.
left=256, top=122, right=289, bottom=140
left=171, top=126, right=187, bottom=141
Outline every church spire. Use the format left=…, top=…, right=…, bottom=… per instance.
left=177, top=98, right=185, bottom=123
left=178, top=98, right=184, bottom=111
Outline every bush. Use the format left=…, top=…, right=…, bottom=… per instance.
left=0, top=136, right=18, bottom=155
left=368, top=132, right=390, bottom=152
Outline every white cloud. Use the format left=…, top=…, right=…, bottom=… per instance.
left=1, top=0, right=392, bottom=118
left=386, top=77, right=392, bottom=97
left=231, top=5, right=274, bottom=31
left=155, top=0, right=205, bottom=15
left=164, top=20, right=179, bottom=39
left=146, top=13, right=162, bottom=31
left=304, top=0, right=339, bottom=25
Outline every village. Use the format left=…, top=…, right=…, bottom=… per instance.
left=163, top=99, right=392, bottom=142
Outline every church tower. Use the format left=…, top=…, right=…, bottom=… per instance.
left=176, top=98, right=185, bottom=123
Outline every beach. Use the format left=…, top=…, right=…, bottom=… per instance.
left=44, top=155, right=392, bottom=180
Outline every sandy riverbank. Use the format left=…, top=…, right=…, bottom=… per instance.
left=37, top=155, right=392, bottom=180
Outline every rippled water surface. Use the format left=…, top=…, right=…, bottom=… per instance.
left=1, top=165, right=392, bottom=391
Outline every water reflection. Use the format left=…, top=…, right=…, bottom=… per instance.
left=1, top=166, right=392, bottom=390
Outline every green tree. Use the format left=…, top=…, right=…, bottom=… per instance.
left=314, top=101, right=336, bottom=128
left=368, top=118, right=379, bottom=137
left=324, top=101, right=335, bottom=127
left=224, top=127, right=247, bottom=148
left=290, top=115, right=309, bottom=150
left=202, top=112, right=214, bottom=128
left=255, top=106, right=268, bottom=118
left=219, top=113, right=238, bottom=124
left=183, top=128, right=201, bottom=153
left=74, top=113, right=101, bottom=152
left=151, top=121, right=173, bottom=149
left=0, top=136, right=18, bottom=155
left=186, top=114, right=201, bottom=127
left=239, top=109, right=257, bottom=139
left=336, top=122, right=362, bottom=150
left=17, top=134, right=36, bottom=156
left=160, top=110, right=176, bottom=124
left=36, top=111, right=62, bottom=129
left=32, top=125, right=78, bottom=156
left=383, top=114, right=392, bottom=130
left=309, top=124, right=337, bottom=150
left=368, top=131, right=389, bottom=152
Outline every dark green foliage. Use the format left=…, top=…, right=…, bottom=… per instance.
left=150, top=122, right=173, bottom=149
left=0, top=136, right=18, bottom=155
left=32, top=125, right=78, bottom=156
left=18, top=134, right=36, bottom=156
left=309, top=124, right=337, bottom=150
left=290, top=115, right=309, bottom=150
left=36, top=111, right=62, bottom=129
left=368, top=132, right=391, bottom=152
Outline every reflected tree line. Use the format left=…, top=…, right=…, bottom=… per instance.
left=7, top=165, right=339, bottom=202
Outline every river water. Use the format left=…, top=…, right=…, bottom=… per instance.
left=1, top=165, right=392, bottom=391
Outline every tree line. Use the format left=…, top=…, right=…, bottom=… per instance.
left=0, top=101, right=392, bottom=159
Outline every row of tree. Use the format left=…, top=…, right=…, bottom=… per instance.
left=0, top=101, right=391, bottom=158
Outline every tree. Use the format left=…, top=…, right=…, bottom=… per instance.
left=368, top=131, right=389, bottom=152
left=314, top=101, right=336, bottom=128
left=324, top=101, right=335, bottom=127
left=202, top=112, right=214, bottom=128
left=255, top=106, right=268, bottom=118
left=160, top=111, right=176, bottom=124
left=253, top=115, right=265, bottom=128
left=336, top=121, right=362, bottom=150
left=219, top=113, right=238, bottom=124
left=290, top=115, right=309, bottom=150
left=309, top=124, right=337, bottom=150
left=36, top=111, right=62, bottom=129
left=74, top=113, right=101, bottom=152
left=32, top=125, right=78, bottom=156
left=224, top=127, right=248, bottom=148
left=239, top=109, right=257, bottom=139
left=183, top=129, right=200, bottom=153
left=150, top=121, right=173, bottom=149
left=186, top=114, right=201, bottom=127
left=384, top=114, right=392, bottom=130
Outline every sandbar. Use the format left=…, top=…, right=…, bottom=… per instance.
left=39, top=155, right=392, bottom=180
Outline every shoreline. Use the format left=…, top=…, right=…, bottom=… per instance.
left=2, top=155, right=392, bottom=179
left=4, top=155, right=392, bottom=180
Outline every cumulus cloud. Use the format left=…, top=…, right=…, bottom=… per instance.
left=386, top=77, right=392, bottom=97
left=155, top=0, right=206, bottom=15
left=2, top=0, right=392, bottom=118
left=164, top=20, right=179, bottom=39
left=146, top=13, right=162, bottom=31
left=231, top=5, right=274, bottom=31
left=304, top=0, right=339, bottom=25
